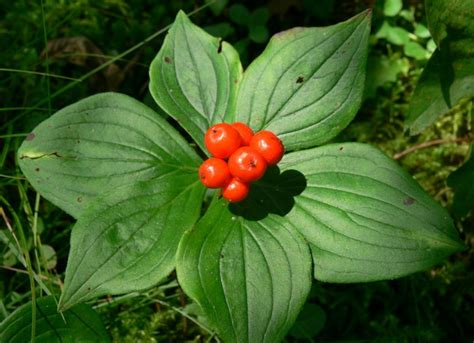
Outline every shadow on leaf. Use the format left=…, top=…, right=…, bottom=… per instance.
left=229, top=166, right=306, bottom=221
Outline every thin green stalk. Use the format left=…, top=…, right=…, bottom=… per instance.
left=0, top=127, right=12, bottom=168
left=0, top=133, right=29, bottom=138
left=0, top=200, right=52, bottom=296
left=0, top=174, right=26, bottom=180
left=0, top=108, right=50, bottom=112
left=0, top=204, right=36, bottom=342
left=0, top=68, right=81, bottom=81
left=146, top=296, right=216, bottom=337
left=41, top=0, right=52, bottom=119
left=0, top=3, right=212, bottom=130
left=32, top=193, right=44, bottom=293
left=54, top=52, right=149, bottom=68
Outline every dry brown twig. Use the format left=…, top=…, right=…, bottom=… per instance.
left=393, top=136, right=472, bottom=160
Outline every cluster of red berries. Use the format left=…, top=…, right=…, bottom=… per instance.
left=199, top=122, right=284, bottom=202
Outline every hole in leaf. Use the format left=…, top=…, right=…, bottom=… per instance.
left=230, top=166, right=306, bottom=221
left=164, top=56, right=172, bottom=64
left=296, top=76, right=304, bottom=83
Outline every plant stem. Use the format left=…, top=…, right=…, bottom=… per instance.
left=393, top=136, right=471, bottom=160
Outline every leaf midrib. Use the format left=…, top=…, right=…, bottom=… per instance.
left=63, top=179, right=202, bottom=308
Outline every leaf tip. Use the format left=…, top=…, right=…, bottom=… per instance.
left=176, top=9, right=190, bottom=22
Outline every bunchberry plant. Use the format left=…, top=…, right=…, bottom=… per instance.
left=5, top=8, right=466, bottom=343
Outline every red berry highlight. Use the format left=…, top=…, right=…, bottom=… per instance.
left=232, top=122, right=254, bottom=146
left=228, top=147, right=267, bottom=183
left=249, top=130, right=284, bottom=165
left=199, top=158, right=230, bottom=188
left=222, top=177, right=249, bottom=202
left=205, top=123, right=242, bottom=159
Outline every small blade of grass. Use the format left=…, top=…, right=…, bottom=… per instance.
left=0, top=68, right=81, bottom=81
left=0, top=108, right=51, bottom=112
left=0, top=133, right=29, bottom=138
left=0, top=174, right=27, bottom=180
left=0, top=202, right=36, bottom=342
left=41, top=0, right=52, bottom=124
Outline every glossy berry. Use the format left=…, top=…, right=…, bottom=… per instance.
left=228, top=147, right=267, bottom=183
left=222, top=177, right=250, bottom=202
left=205, top=123, right=242, bottom=159
left=249, top=130, right=284, bottom=165
left=199, top=158, right=230, bottom=188
left=232, top=122, right=254, bottom=146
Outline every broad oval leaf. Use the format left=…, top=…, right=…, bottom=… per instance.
left=425, top=0, right=474, bottom=48
left=280, top=143, right=465, bottom=282
left=406, top=0, right=474, bottom=134
left=177, top=199, right=312, bottom=343
left=405, top=47, right=474, bottom=135
left=0, top=296, right=109, bottom=342
left=149, top=10, right=242, bottom=153
left=18, top=92, right=201, bottom=218
left=59, top=173, right=204, bottom=311
left=235, top=10, right=371, bottom=151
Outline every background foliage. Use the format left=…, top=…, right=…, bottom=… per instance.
left=1, top=0, right=472, bottom=341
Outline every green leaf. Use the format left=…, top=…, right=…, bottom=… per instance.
left=399, top=8, right=415, bottom=22
left=204, top=22, right=235, bottom=39
left=406, top=0, right=474, bottom=134
left=40, top=244, right=57, bottom=270
left=0, top=296, right=109, bottom=342
left=176, top=199, right=312, bottom=343
left=289, top=303, right=326, bottom=339
left=250, top=7, right=270, bottom=26
left=249, top=24, right=269, bottom=43
left=18, top=93, right=200, bottom=218
left=59, top=173, right=204, bottom=311
left=448, top=147, right=474, bottom=218
left=235, top=10, right=371, bottom=151
left=149, top=11, right=242, bottom=152
left=425, top=0, right=474, bottom=48
left=376, top=21, right=410, bottom=46
left=280, top=143, right=465, bottom=282
left=206, top=0, right=228, bottom=16
left=414, top=23, right=431, bottom=39
left=383, top=0, right=403, bottom=17
left=427, top=39, right=437, bottom=53
left=229, top=4, right=250, bottom=26
left=405, top=47, right=474, bottom=134
left=404, top=41, right=429, bottom=60
left=365, top=53, right=410, bottom=98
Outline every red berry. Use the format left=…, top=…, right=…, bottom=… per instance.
left=232, top=122, right=254, bottom=146
left=199, top=158, right=230, bottom=188
left=205, top=123, right=242, bottom=159
left=222, top=177, right=249, bottom=202
left=228, top=147, right=267, bottom=183
left=249, top=131, right=284, bottom=165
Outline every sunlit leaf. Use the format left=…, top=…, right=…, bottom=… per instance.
left=235, top=10, right=371, bottom=150
left=281, top=143, right=465, bottom=282
left=149, top=11, right=242, bottom=153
